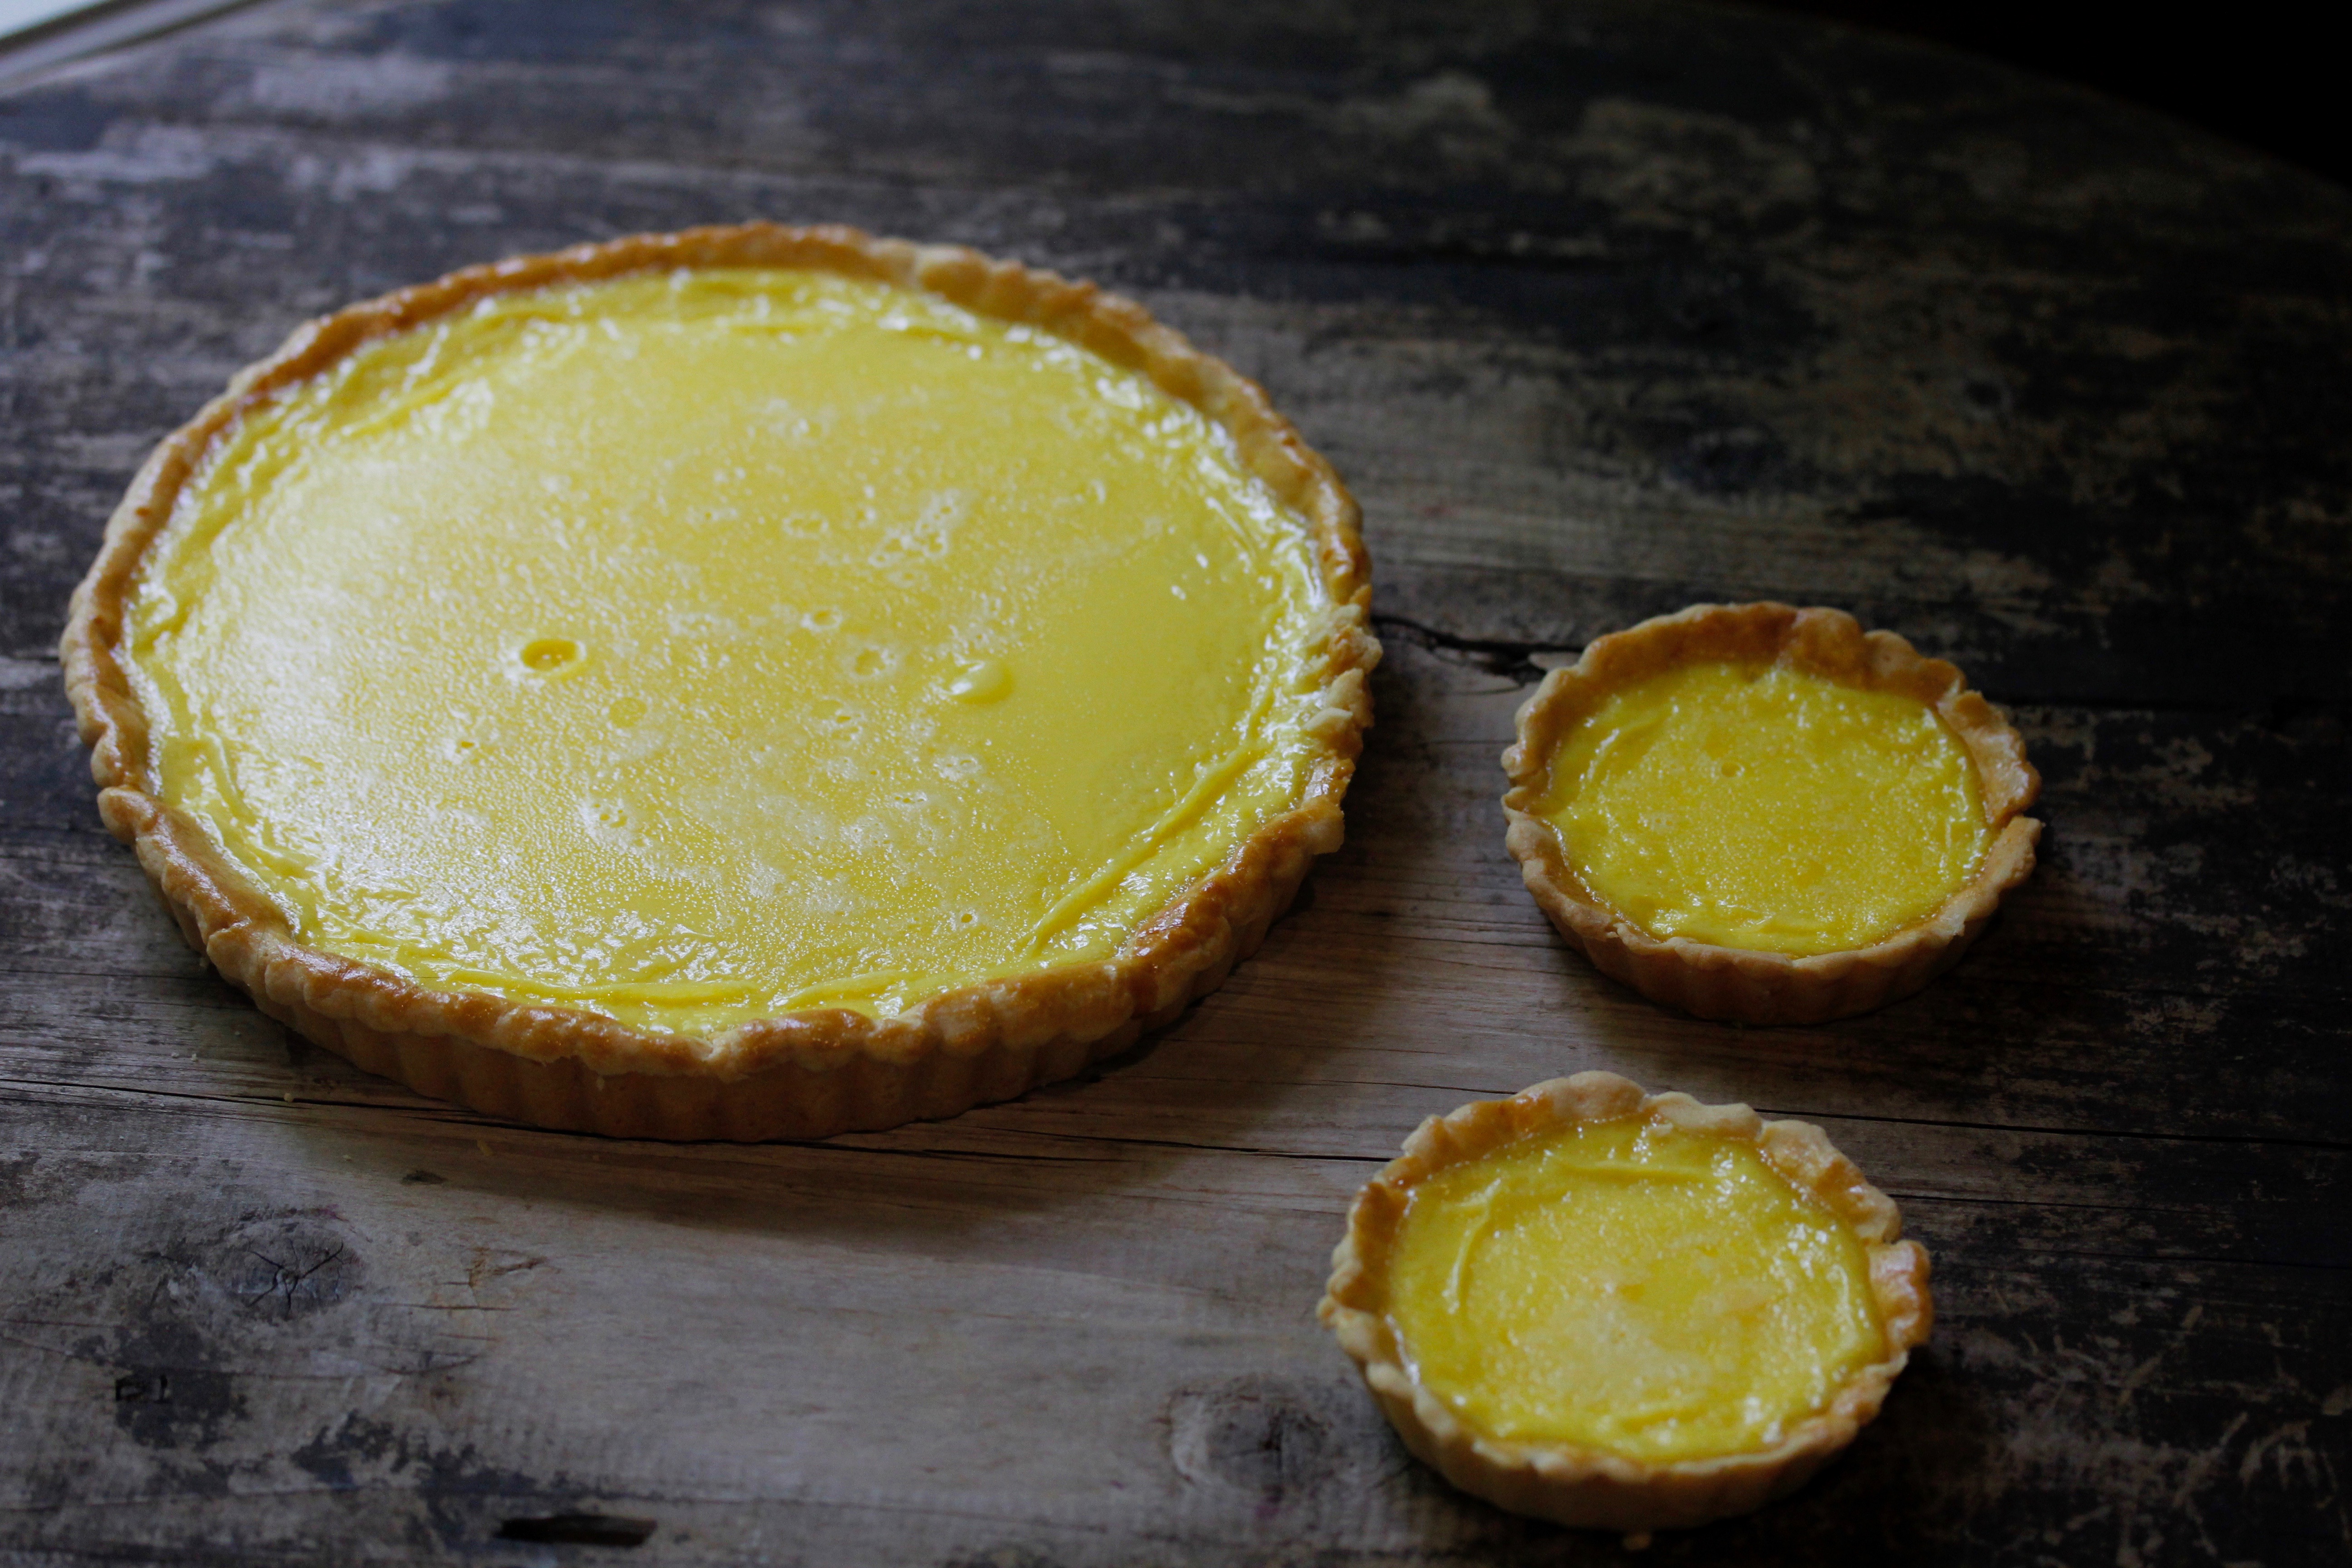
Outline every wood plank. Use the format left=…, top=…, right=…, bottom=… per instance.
left=3, top=640, right=2345, bottom=1565
left=12, top=645, right=2342, bottom=1142
left=1, top=1084, right=2343, bottom=1567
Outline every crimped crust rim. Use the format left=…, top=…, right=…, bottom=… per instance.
left=1500, top=602, right=2041, bottom=1023
left=61, top=223, right=1380, bottom=1123
left=1317, top=1070, right=1934, bottom=1533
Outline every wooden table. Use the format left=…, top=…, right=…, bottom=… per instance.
left=4, top=3, right=2347, bottom=1562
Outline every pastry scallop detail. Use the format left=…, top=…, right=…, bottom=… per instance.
left=1318, top=1071, right=1932, bottom=1540
left=63, top=224, right=1378, bottom=1140
left=1502, top=603, right=2038, bottom=1024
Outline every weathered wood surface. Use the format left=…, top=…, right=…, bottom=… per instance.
left=1, top=1, right=2347, bottom=1563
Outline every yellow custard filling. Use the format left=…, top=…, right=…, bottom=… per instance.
left=1535, top=662, right=1989, bottom=955
left=126, top=268, right=1332, bottom=1033
left=1386, top=1117, right=1886, bottom=1462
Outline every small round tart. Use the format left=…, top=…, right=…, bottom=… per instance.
left=64, top=224, right=1378, bottom=1140
left=1318, top=1071, right=1932, bottom=1538
left=1502, top=603, right=2039, bottom=1024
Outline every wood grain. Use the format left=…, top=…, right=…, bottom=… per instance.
left=1, top=1, right=2346, bottom=1563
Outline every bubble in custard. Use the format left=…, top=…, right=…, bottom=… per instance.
left=519, top=636, right=582, bottom=674
left=942, top=658, right=1010, bottom=704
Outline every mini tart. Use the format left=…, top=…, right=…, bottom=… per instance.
left=1502, top=603, right=2039, bottom=1024
left=1318, top=1071, right=1932, bottom=1539
left=63, top=223, right=1378, bottom=1140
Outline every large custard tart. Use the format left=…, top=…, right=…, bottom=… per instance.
left=64, top=224, right=1377, bottom=1140
left=1320, top=1071, right=1932, bottom=1539
left=1503, top=603, right=2038, bottom=1024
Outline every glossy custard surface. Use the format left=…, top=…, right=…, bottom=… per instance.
left=1386, top=1117, right=1886, bottom=1462
left=1535, top=661, right=1988, bottom=955
left=127, top=269, right=1331, bottom=1032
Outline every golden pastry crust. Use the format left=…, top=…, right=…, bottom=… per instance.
left=62, top=223, right=1379, bottom=1140
left=1502, top=602, right=2039, bottom=1024
left=1318, top=1070, right=1933, bottom=1540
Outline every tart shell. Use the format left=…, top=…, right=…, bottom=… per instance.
left=63, top=223, right=1379, bottom=1141
left=1318, top=1070, right=1934, bottom=1539
left=1502, top=603, right=2039, bottom=1025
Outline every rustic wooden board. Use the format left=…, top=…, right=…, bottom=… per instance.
left=1, top=2, right=2346, bottom=1563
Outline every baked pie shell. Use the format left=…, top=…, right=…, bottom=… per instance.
left=62, top=223, right=1378, bottom=1141
left=1502, top=602, right=2040, bottom=1025
left=1318, top=1070, right=1933, bottom=1538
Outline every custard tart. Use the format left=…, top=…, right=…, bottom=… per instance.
left=64, top=224, right=1377, bottom=1139
left=1503, top=603, right=2038, bottom=1024
left=1320, top=1071, right=1932, bottom=1539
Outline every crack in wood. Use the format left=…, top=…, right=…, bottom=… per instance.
left=497, top=1513, right=656, bottom=1547
left=1369, top=613, right=1573, bottom=685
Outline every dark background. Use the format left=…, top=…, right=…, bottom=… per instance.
left=1765, top=3, right=2345, bottom=189
left=9, top=0, right=2347, bottom=191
